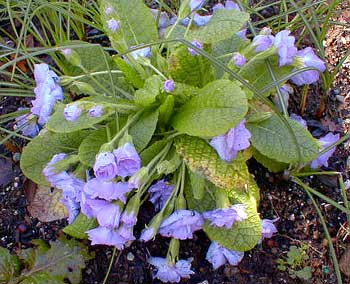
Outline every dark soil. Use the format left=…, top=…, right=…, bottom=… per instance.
left=1, top=1, right=350, bottom=284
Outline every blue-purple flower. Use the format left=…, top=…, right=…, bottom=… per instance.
left=87, top=226, right=126, bottom=249
left=107, top=19, right=120, bottom=32
left=117, top=225, right=136, bottom=242
left=210, top=119, right=251, bottom=162
left=290, top=47, right=326, bottom=85
left=93, top=152, right=118, bottom=181
left=188, top=40, right=203, bottom=56
left=148, top=257, right=194, bottom=283
left=80, top=196, right=109, bottom=218
left=43, top=153, right=71, bottom=187
left=252, top=34, right=275, bottom=52
left=63, top=104, right=82, bottom=122
left=61, top=197, right=80, bottom=224
left=193, top=14, right=212, bottom=26
left=290, top=113, right=307, bottom=129
left=140, top=227, right=156, bottom=242
left=88, top=105, right=104, bottom=117
left=149, top=179, right=175, bottom=211
left=130, top=47, right=152, bottom=59
left=163, top=79, right=175, bottom=93
left=261, top=218, right=278, bottom=241
left=213, top=0, right=240, bottom=12
left=150, top=9, right=171, bottom=29
left=203, top=204, right=247, bottom=228
left=105, top=6, right=114, bottom=15
left=190, top=0, right=205, bottom=11
left=84, top=179, right=131, bottom=202
left=232, top=52, right=246, bottom=67
left=159, top=210, right=204, bottom=240
left=311, top=133, right=340, bottom=168
left=14, top=108, right=39, bottom=138
left=274, top=30, right=297, bottom=66
left=273, top=84, right=293, bottom=111
left=96, top=202, right=122, bottom=229
left=206, top=242, right=244, bottom=269
left=31, top=63, right=63, bottom=125
left=113, top=143, right=141, bottom=178
left=120, top=210, right=137, bottom=228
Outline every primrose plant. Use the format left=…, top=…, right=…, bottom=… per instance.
left=18, top=0, right=336, bottom=282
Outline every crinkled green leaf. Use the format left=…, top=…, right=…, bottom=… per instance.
left=63, top=213, right=98, bottom=239
left=172, top=80, right=248, bottom=137
left=204, top=190, right=262, bottom=251
left=134, top=75, right=162, bottom=107
left=20, top=130, right=90, bottom=186
left=238, top=55, right=293, bottom=95
left=188, top=169, right=206, bottom=200
left=19, top=238, right=90, bottom=284
left=0, top=247, right=20, bottom=284
left=129, top=110, right=159, bottom=151
left=47, top=102, right=117, bottom=133
left=175, top=135, right=250, bottom=190
left=169, top=45, right=214, bottom=87
left=188, top=9, right=249, bottom=43
left=247, top=114, right=320, bottom=163
left=100, top=0, right=158, bottom=52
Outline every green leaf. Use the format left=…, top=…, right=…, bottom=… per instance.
left=204, top=190, right=262, bottom=251
left=175, top=135, right=250, bottom=190
left=113, top=56, right=144, bottom=88
left=140, top=140, right=167, bottom=165
left=185, top=180, right=216, bottom=212
left=134, top=75, right=162, bottom=107
left=47, top=102, right=117, bottom=133
left=188, top=169, right=206, bottom=200
left=129, top=110, right=159, bottom=151
left=20, top=130, right=90, bottom=185
left=78, top=126, right=109, bottom=167
left=19, top=238, right=90, bottom=284
left=63, top=213, right=98, bottom=239
left=169, top=45, right=214, bottom=87
left=0, top=247, right=20, bottom=284
left=252, top=147, right=288, bottom=173
left=294, top=267, right=312, bottom=280
left=158, top=95, right=174, bottom=125
left=238, top=55, right=293, bottom=95
left=58, top=41, right=127, bottom=96
left=172, top=80, right=248, bottom=137
left=100, top=0, right=158, bottom=52
left=19, top=273, right=65, bottom=284
left=212, top=34, right=248, bottom=78
left=188, top=9, right=249, bottom=43
left=247, top=114, right=320, bottom=163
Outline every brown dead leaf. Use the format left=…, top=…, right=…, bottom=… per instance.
left=27, top=184, right=68, bottom=222
left=340, top=246, right=350, bottom=277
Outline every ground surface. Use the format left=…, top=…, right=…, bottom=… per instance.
left=1, top=1, right=350, bottom=283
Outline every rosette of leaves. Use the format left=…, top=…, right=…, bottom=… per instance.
left=20, top=0, right=320, bottom=262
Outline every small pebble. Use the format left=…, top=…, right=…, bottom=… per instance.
left=289, top=214, right=295, bottom=221
left=336, top=95, right=345, bottom=103
left=127, top=252, right=135, bottom=261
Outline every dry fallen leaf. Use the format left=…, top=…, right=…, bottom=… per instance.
left=27, top=184, right=68, bottom=222
left=339, top=246, right=350, bottom=277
